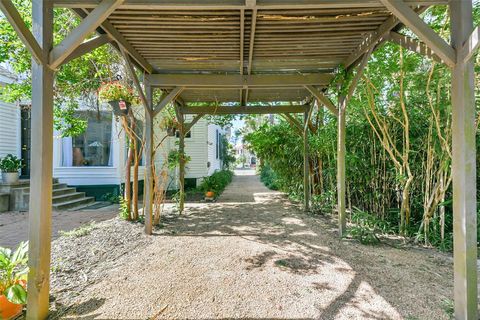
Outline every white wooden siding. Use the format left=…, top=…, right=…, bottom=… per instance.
left=0, top=101, right=20, bottom=159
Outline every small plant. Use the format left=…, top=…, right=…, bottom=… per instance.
left=98, top=81, right=139, bottom=105
left=441, top=299, right=454, bottom=319
left=0, top=242, right=28, bottom=305
left=199, top=170, right=233, bottom=196
left=159, top=107, right=179, bottom=132
left=0, top=154, right=22, bottom=173
left=59, top=222, right=96, bottom=238
left=348, top=208, right=393, bottom=245
left=102, top=193, right=121, bottom=204
left=118, top=196, right=130, bottom=220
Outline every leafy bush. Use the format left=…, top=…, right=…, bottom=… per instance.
left=0, top=154, right=23, bottom=172
left=348, top=208, right=394, bottom=245
left=199, top=170, right=233, bottom=196
left=118, top=196, right=130, bottom=220
left=0, top=242, right=28, bottom=304
left=260, top=164, right=278, bottom=190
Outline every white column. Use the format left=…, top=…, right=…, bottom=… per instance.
left=337, top=102, right=346, bottom=236
left=450, top=1, right=478, bottom=319
left=26, top=0, right=54, bottom=318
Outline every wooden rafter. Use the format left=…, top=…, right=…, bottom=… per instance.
left=180, top=105, right=307, bottom=115
left=54, top=0, right=449, bottom=9
left=380, top=0, right=455, bottom=67
left=148, top=73, right=332, bottom=88
left=389, top=31, right=442, bottom=63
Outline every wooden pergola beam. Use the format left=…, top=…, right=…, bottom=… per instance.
left=61, top=34, right=111, bottom=65
left=49, top=0, right=123, bottom=69
left=184, top=114, right=203, bottom=134
left=305, top=85, right=338, bottom=116
left=244, top=5, right=257, bottom=105
left=54, top=0, right=449, bottom=9
left=147, top=74, right=333, bottom=88
left=121, top=47, right=148, bottom=110
left=380, top=0, right=455, bottom=67
left=0, top=0, right=43, bottom=64
left=152, top=87, right=184, bottom=116
left=180, top=105, right=307, bottom=115
left=460, top=26, right=480, bottom=64
left=389, top=31, right=442, bottom=63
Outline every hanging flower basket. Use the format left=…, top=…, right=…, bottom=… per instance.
left=108, top=100, right=131, bottom=116
left=98, top=81, right=139, bottom=117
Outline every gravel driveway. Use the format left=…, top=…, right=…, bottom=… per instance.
left=48, top=170, right=458, bottom=320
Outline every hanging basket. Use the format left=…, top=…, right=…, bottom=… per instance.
left=108, top=100, right=130, bottom=116
left=167, top=127, right=177, bottom=136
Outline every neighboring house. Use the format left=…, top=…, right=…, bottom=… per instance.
left=234, top=141, right=256, bottom=168
left=0, top=68, right=226, bottom=201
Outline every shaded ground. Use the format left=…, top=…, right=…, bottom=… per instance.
left=0, top=204, right=118, bottom=249
left=46, top=170, right=459, bottom=320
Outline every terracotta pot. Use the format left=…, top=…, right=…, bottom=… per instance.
left=108, top=100, right=130, bottom=116
left=0, top=295, right=23, bottom=320
left=205, top=191, right=215, bottom=198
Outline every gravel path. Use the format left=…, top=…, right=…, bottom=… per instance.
left=48, top=171, right=459, bottom=320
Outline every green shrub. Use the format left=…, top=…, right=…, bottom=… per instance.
left=260, top=164, right=278, bottom=190
left=199, top=170, right=233, bottom=196
left=348, top=208, right=394, bottom=245
left=0, top=154, right=23, bottom=172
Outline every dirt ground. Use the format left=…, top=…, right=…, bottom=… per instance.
left=46, top=170, right=462, bottom=320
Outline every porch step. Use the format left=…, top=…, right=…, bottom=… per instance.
left=53, top=196, right=95, bottom=211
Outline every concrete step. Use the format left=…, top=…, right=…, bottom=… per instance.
left=52, top=192, right=86, bottom=204
left=52, top=187, right=76, bottom=197
left=53, top=197, right=95, bottom=211
left=21, top=183, right=68, bottom=194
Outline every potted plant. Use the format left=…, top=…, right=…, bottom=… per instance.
left=0, top=154, right=23, bottom=184
left=200, top=175, right=217, bottom=199
left=0, top=242, right=28, bottom=320
left=98, top=81, right=139, bottom=116
left=159, top=108, right=179, bottom=136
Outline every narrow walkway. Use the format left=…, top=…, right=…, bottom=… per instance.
left=50, top=171, right=455, bottom=320
left=0, top=204, right=118, bottom=249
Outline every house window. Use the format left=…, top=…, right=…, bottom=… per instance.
left=61, top=110, right=113, bottom=167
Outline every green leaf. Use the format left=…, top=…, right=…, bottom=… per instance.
left=4, top=284, right=27, bottom=305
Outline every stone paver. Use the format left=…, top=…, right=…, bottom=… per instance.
left=0, top=204, right=118, bottom=249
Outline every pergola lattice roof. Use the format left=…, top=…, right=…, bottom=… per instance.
left=55, top=0, right=448, bottom=106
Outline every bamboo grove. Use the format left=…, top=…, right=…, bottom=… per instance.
left=245, top=6, right=480, bottom=250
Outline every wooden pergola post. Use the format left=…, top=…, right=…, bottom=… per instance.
left=26, top=0, right=54, bottom=318
left=143, top=81, right=154, bottom=234
left=303, top=108, right=311, bottom=212
left=450, top=1, right=478, bottom=318
left=337, top=100, right=347, bottom=236
left=177, top=110, right=186, bottom=214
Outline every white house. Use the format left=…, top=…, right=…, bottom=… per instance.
left=0, top=67, right=227, bottom=203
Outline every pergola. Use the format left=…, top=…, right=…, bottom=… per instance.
left=0, top=0, right=478, bottom=318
